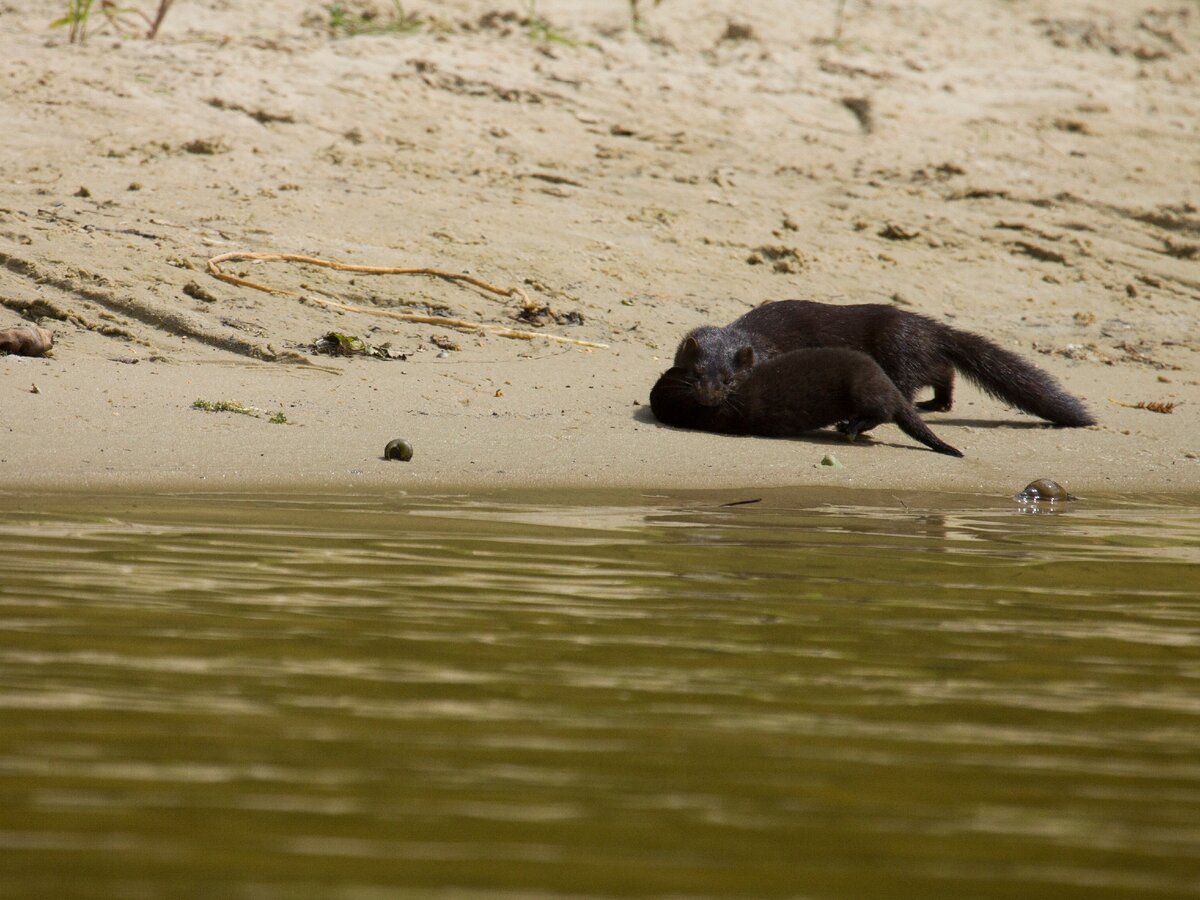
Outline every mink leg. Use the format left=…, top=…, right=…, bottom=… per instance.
left=840, top=417, right=884, bottom=441
left=916, top=370, right=954, bottom=412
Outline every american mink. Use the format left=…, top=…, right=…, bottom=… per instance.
left=650, top=346, right=963, bottom=457
left=676, top=300, right=1095, bottom=427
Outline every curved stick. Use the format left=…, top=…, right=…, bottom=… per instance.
left=205, top=251, right=607, bottom=349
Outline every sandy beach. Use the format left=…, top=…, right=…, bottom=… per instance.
left=2, top=0, right=1197, bottom=496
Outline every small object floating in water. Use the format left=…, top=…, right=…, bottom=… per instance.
left=384, top=438, right=414, bottom=462
left=1015, top=478, right=1076, bottom=504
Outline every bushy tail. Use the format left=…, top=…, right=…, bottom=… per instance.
left=895, top=406, right=963, bottom=457
left=941, top=328, right=1095, bottom=427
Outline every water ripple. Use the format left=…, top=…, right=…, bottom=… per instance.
left=0, top=491, right=1197, bottom=898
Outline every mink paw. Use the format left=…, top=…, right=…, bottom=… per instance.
left=916, top=399, right=952, bottom=412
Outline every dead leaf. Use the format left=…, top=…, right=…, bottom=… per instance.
left=0, top=326, right=54, bottom=357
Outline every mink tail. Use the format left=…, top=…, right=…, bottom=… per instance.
left=894, top=406, right=964, bottom=457
left=940, top=328, right=1096, bottom=427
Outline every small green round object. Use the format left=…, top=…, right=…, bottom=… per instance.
left=384, top=438, right=414, bottom=462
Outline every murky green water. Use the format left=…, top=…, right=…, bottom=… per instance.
left=0, top=488, right=1197, bottom=899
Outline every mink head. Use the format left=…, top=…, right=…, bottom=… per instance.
left=674, top=329, right=758, bottom=407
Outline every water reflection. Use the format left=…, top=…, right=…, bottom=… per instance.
left=0, top=489, right=1198, bottom=899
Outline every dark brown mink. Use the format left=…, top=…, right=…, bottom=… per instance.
left=675, top=300, right=1095, bottom=427
left=650, top=346, right=963, bottom=457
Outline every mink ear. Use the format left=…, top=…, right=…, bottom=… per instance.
left=678, top=335, right=701, bottom=366
left=733, top=346, right=756, bottom=370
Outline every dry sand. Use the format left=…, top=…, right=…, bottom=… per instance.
left=1, top=0, right=1198, bottom=497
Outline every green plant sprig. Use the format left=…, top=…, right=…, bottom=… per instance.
left=629, top=0, right=664, bottom=30
left=328, top=0, right=420, bottom=38
left=51, top=0, right=175, bottom=44
left=193, top=399, right=292, bottom=424
left=523, top=1, right=581, bottom=45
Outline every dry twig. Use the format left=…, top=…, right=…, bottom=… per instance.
left=205, top=251, right=607, bottom=349
left=1107, top=398, right=1177, bottom=414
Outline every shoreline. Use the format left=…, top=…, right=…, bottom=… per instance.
left=4, top=480, right=1200, bottom=516
left=2, top=328, right=1195, bottom=497
left=2, top=0, right=1197, bottom=498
